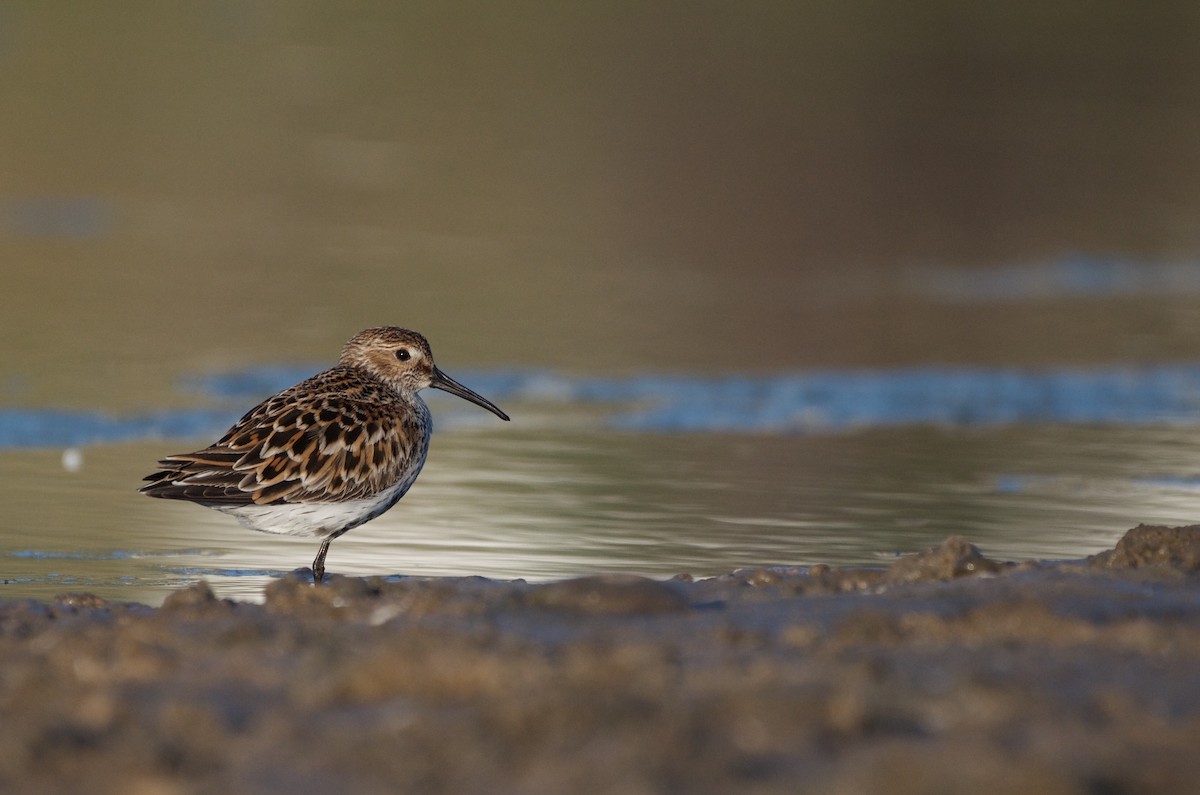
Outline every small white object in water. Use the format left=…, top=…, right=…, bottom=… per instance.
left=62, top=447, right=83, bottom=473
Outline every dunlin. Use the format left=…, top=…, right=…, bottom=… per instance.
left=140, top=327, right=509, bottom=582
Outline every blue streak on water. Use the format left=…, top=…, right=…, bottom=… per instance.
left=201, top=364, right=1200, bottom=432
left=908, top=255, right=1200, bottom=302
left=993, top=474, right=1033, bottom=494
left=512, top=366, right=1200, bottom=432
left=162, top=567, right=290, bottom=578
left=5, top=365, right=1200, bottom=447
left=186, top=364, right=1200, bottom=421
left=3, top=197, right=115, bottom=240
left=178, top=365, right=320, bottom=401
left=0, top=408, right=239, bottom=448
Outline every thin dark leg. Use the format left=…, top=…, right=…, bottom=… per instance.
left=311, top=528, right=350, bottom=584
left=312, top=537, right=333, bottom=584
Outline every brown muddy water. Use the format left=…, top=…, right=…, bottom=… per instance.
left=3, top=4, right=1200, bottom=606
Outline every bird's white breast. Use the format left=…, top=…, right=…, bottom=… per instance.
left=216, top=470, right=420, bottom=538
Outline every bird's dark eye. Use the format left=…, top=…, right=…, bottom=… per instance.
left=395, top=348, right=411, bottom=362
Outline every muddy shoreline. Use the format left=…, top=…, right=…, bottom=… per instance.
left=2, top=525, right=1199, bottom=794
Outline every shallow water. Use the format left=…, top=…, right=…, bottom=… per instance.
left=3, top=4, right=1200, bottom=603
left=5, top=407, right=1200, bottom=603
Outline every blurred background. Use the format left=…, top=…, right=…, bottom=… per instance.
left=3, top=2, right=1200, bottom=603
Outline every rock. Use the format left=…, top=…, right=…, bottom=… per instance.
left=526, top=574, right=690, bottom=615
left=53, top=593, right=110, bottom=609
left=159, top=581, right=236, bottom=616
left=1092, top=524, right=1200, bottom=570
left=884, top=536, right=1006, bottom=584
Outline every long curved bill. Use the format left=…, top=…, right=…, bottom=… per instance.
left=431, top=367, right=511, bottom=421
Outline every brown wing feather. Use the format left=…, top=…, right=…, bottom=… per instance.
left=140, top=368, right=421, bottom=506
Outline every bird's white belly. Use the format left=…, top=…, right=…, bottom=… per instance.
left=215, top=475, right=416, bottom=538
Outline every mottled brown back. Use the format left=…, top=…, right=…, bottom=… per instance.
left=140, top=367, right=426, bottom=506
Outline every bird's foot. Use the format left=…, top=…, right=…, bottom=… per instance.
left=286, top=566, right=324, bottom=584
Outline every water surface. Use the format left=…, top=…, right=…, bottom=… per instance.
left=3, top=4, right=1200, bottom=602
left=5, top=381, right=1200, bottom=603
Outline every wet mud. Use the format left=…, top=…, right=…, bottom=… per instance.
left=2, top=525, right=1200, bottom=794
